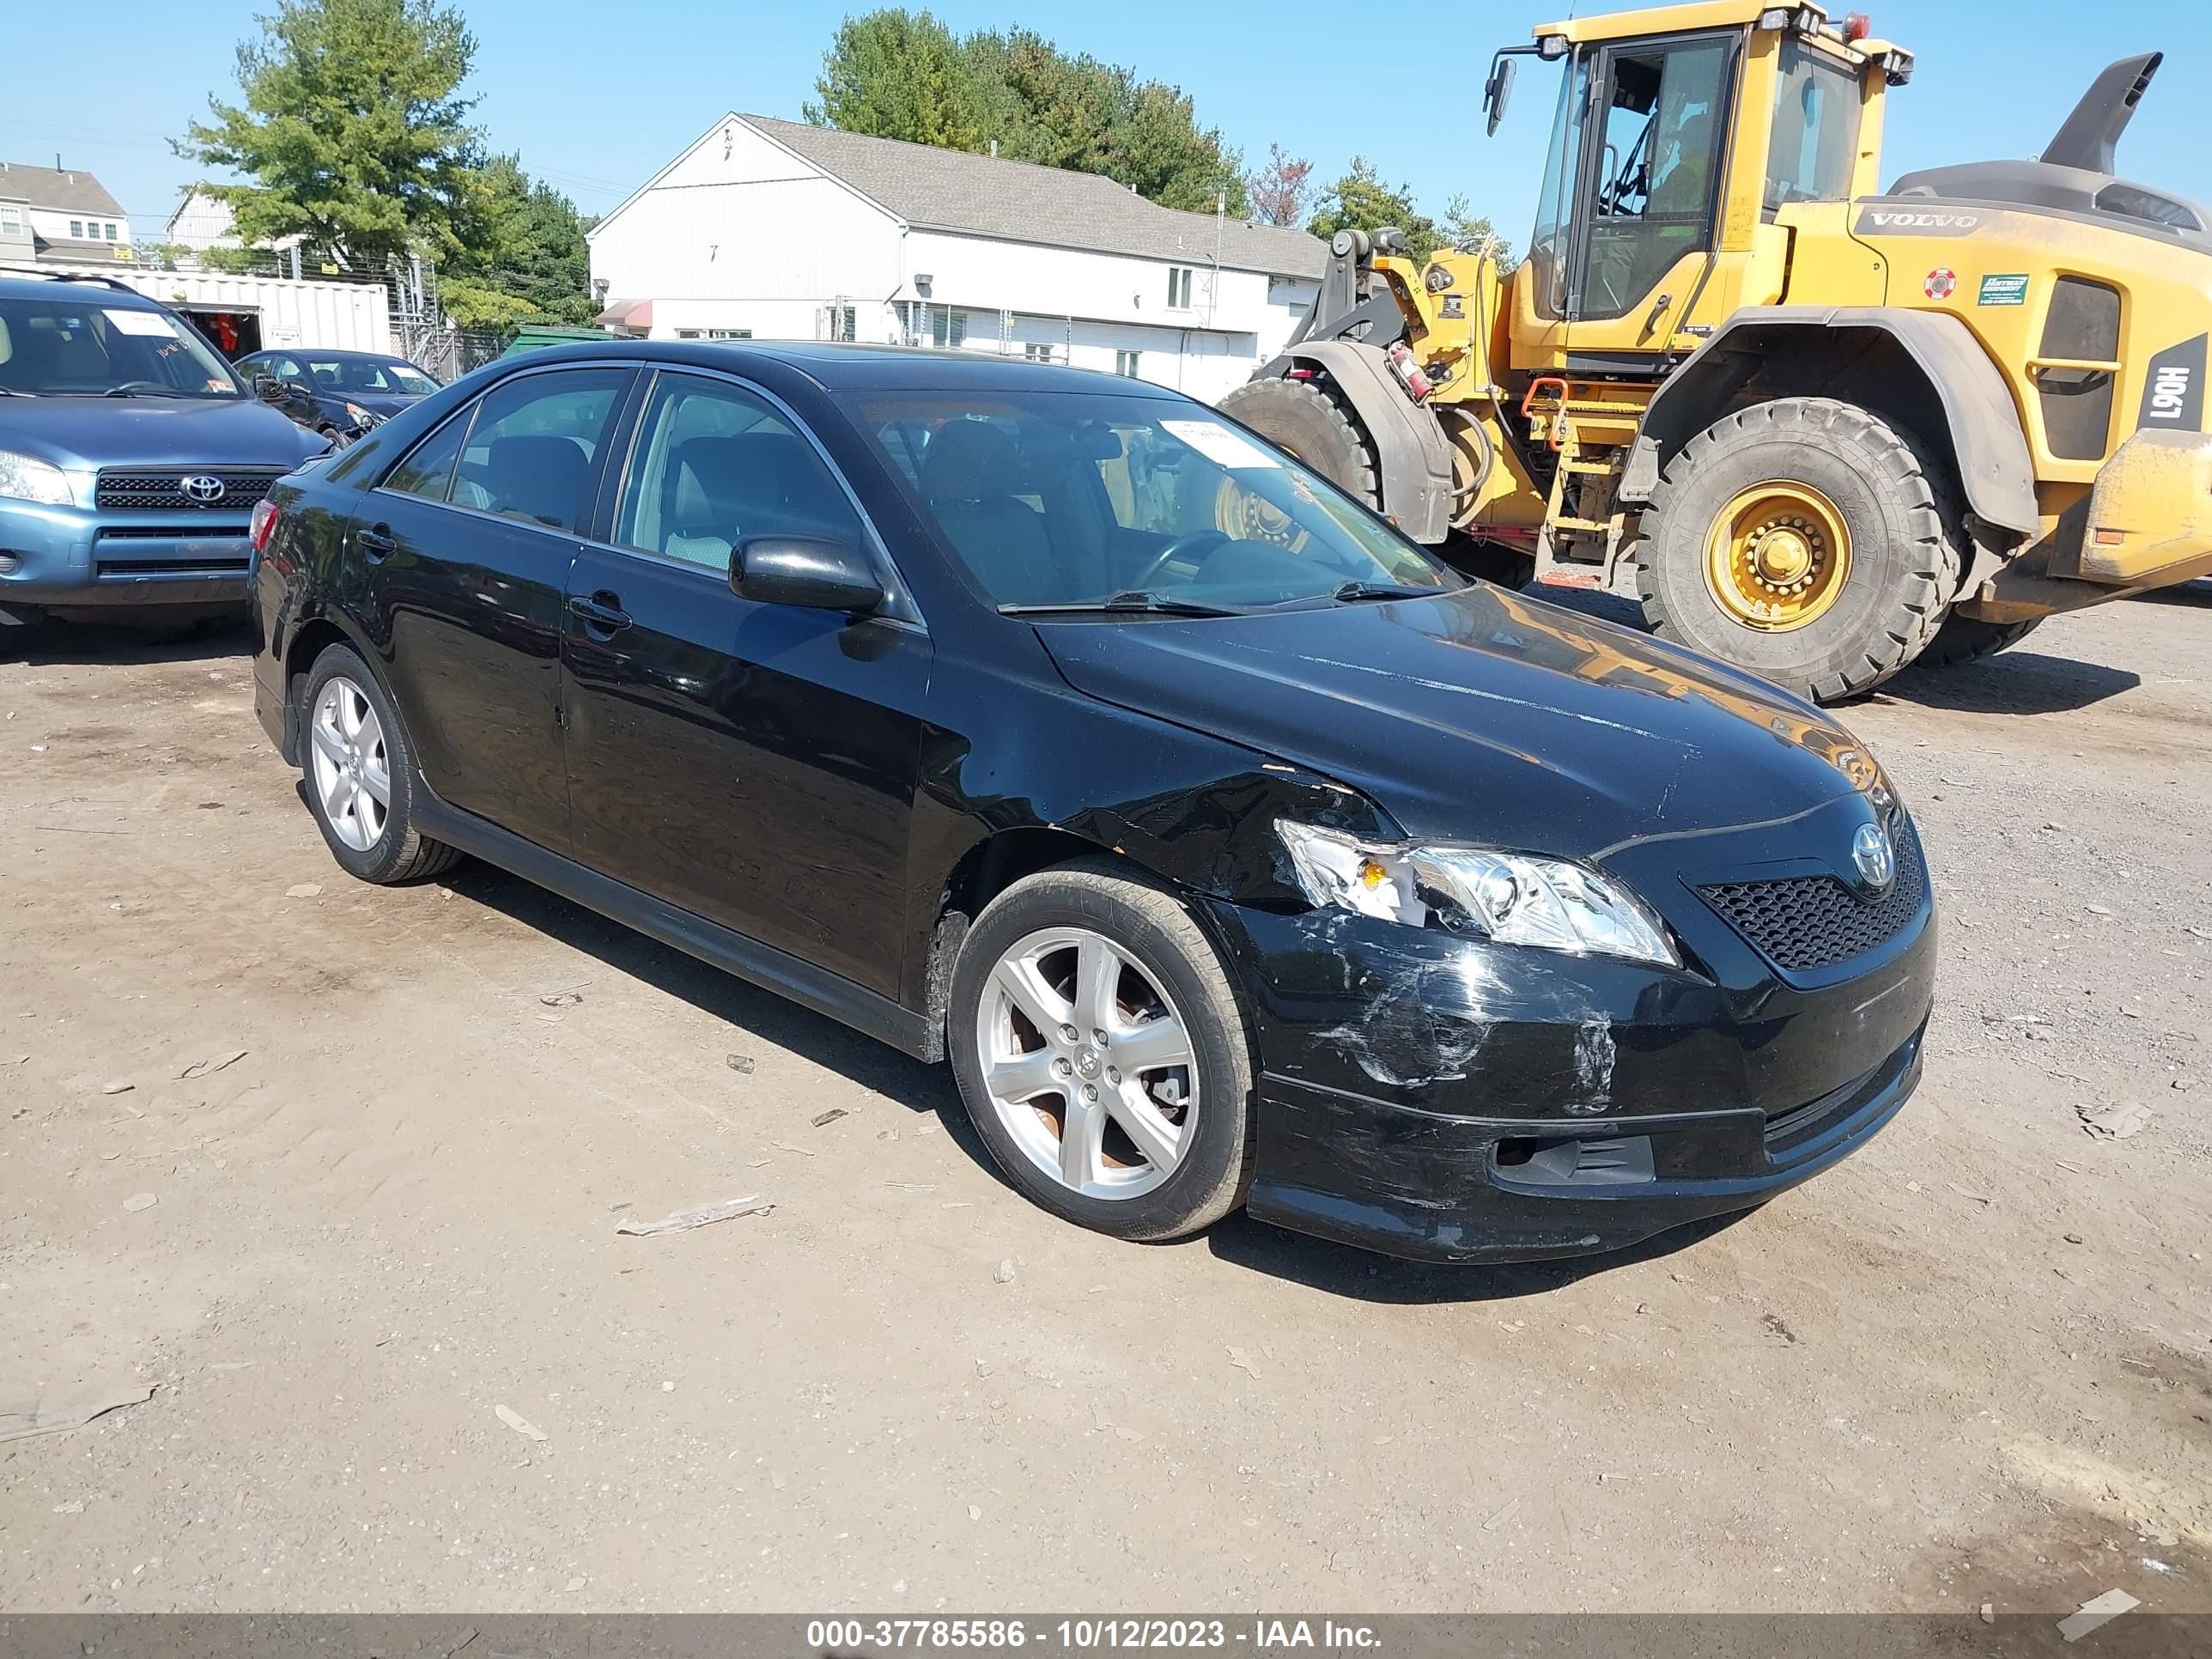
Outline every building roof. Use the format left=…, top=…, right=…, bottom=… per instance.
left=720, top=116, right=1326, bottom=280
left=0, top=161, right=125, bottom=218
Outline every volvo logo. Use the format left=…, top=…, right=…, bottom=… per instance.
left=1852, top=822, right=1896, bottom=894
left=180, top=474, right=227, bottom=503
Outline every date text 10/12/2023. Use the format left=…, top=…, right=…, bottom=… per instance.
left=806, top=1620, right=1383, bottom=1651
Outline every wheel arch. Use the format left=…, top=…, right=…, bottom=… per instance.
left=278, top=611, right=380, bottom=766
left=1622, top=307, right=2041, bottom=544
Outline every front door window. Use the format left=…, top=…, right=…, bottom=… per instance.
left=1574, top=36, right=1733, bottom=323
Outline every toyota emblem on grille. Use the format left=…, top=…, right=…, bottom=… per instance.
left=1851, top=821, right=1896, bottom=894
left=180, top=474, right=226, bottom=503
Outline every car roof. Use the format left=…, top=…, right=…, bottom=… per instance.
left=0, top=273, right=162, bottom=307
left=497, top=337, right=1189, bottom=398
left=248, top=346, right=407, bottom=363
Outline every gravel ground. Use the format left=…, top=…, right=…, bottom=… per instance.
left=0, top=588, right=2206, bottom=1615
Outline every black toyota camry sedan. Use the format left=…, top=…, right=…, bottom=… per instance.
left=245, top=341, right=1935, bottom=1263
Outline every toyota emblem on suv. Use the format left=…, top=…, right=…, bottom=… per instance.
left=181, top=474, right=226, bottom=503
left=1852, top=821, right=1896, bottom=893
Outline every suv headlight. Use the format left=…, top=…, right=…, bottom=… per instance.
left=0, top=450, right=74, bottom=507
left=1276, top=820, right=1678, bottom=967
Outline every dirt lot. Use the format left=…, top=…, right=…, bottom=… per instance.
left=0, top=589, right=2207, bottom=1616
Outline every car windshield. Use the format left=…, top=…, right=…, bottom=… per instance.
left=306, top=355, right=440, bottom=395
left=852, top=387, right=1457, bottom=611
left=0, top=294, right=242, bottom=398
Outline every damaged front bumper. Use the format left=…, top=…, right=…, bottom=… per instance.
left=1202, top=801, right=1936, bottom=1263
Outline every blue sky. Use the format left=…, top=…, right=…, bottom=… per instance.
left=8, top=0, right=2208, bottom=247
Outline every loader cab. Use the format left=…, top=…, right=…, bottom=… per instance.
left=1493, top=3, right=1900, bottom=374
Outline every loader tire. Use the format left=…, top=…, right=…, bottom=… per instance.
left=1218, top=375, right=1379, bottom=508
left=1915, top=612, right=2043, bottom=671
left=1632, top=398, right=1961, bottom=704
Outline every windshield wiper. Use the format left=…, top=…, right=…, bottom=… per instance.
left=999, top=589, right=1243, bottom=618
left=1328, top=580, right=1446, bottom=604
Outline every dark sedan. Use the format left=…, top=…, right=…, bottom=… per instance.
left=244, top=341, right=1935, bottom=1263
left=234, top=347, right=440, bottom=442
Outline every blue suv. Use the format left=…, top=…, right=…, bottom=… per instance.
left=0, top=273, right=325, bottom=636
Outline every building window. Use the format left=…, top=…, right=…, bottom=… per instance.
left=1166, top=267, right=1194, bottom=309
left=1115, top=349, right=1141, bottom=378
left=930, top=307, right=966, bottom=349
left=70, top=220, right=82, bottom=238
left=708, top=328, right=751, bottom=339
left=0, top=206, right=21, bottom=234
left=105, top=222, right=118, bottom=240
left=1024, top=343, right=1054, bottom=363
left=824, top=303, right=857, bottom=343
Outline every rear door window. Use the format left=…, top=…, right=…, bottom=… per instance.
left=449, top=368, right=629, bottom=532
left=383, top=411, right=472, bottom=503
left=378, top=367, right=629, bottom=532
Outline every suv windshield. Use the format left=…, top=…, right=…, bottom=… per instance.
left=0, top=294, right=243, bottom=398
left=854, top=388, right=1455, bottom=611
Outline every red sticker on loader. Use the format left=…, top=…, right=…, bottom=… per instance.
left=1923, top=268, right=1957, bottom=301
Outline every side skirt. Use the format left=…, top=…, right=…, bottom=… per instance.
left=410, top=788, right=938, bottom=1060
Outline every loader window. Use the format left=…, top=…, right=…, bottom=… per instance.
left=1765, top=42, right=1863, bottom=208
left=1575, top=36, right=1733, bottom=323
left=1528, top=53, right=1592, bottom=321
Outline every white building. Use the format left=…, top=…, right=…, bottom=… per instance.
left=586, top=115, right=1324, bottom=403
left=165, top=187, right=241, bottom=254
left=0, top=161, right=131, bottom=263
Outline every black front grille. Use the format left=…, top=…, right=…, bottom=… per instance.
left=1699, top=820, right=1924, bottom=974
left=95, top=468, right=289, bottom=512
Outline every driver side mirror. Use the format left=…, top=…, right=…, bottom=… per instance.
left=252, top=374, right=289, bottom=404
left=732, top=536, right=884, bottom=616
left=1484, top=56, right=1516, bottom=136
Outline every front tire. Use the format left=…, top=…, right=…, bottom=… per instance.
left=1218, top=375, right=1380, bottom=507
left=948, top=860, right=1255, bottom=1243
left=298, top=644, right=461, bottom=884
left=1632, top=398, right=1960, bottom=702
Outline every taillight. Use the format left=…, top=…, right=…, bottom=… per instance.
left=249, top=498, right=281, bottom=554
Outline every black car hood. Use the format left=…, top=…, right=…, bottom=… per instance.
left=1036, top=585, right=1876, bottom=859
left=0, top=396, right=325, bottom=470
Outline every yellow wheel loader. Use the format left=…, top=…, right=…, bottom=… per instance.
left=1219, top=1, right=2212, bottom=702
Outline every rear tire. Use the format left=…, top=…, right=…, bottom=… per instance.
left=948, top=859, right=1254, bottom=1244
left=298, top=644, right=462, bottom=885
left=1218, top=375, right=1379, bottom=507
left=1632, top=398, right=1961, bottom=702
left=1915, top=611, right=2042, bottom=671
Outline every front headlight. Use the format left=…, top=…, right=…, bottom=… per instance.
left=0, top=450, right=74, bottom=507
left=1276, top=820, right=1679, bottom=967
left=343, top=402, right=382, bottom=428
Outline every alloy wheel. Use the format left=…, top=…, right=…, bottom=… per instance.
left=308, top=675, right=391, bottom=852
left=974, top=926, right=1199, bottom=1200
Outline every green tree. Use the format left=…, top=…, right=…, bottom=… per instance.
left=805, top=9, right=994, bottom=152
left=1439, top=194, right=1514, bottom=266
left=1308, top=156, right=1442, bottom=262
left=175, top=0, right=483, bottom=275
left=811, top=12, right=1248, bottom=216
left=442, top=154, right=596, bottom=327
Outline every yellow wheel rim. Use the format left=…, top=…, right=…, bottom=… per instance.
left=1702, top=482, right=1853, bottom=631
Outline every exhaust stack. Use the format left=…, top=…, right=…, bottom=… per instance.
left=2043, top=52, right=2162, bottom=174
